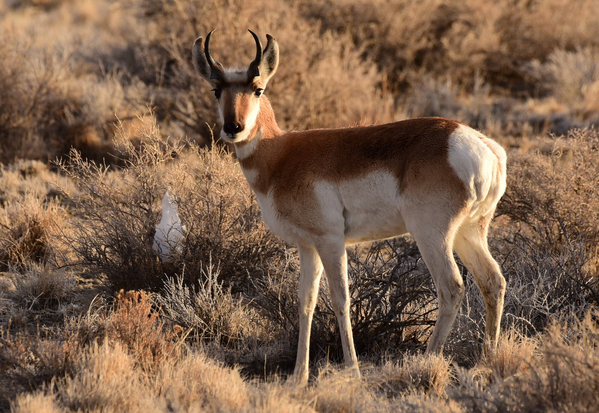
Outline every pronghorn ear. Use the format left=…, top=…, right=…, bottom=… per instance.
left=258, top=34, right=279, bottom=83
left=248, top=32, right=279, bottom=87
left=192, top=37, right=212, bottom=83
left=192, top=32, right=226, bottom=85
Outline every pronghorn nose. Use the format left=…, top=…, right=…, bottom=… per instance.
left=223, top=121, right=244, bottom=135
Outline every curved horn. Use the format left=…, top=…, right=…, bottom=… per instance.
left=248, top=29, right=263, bottom=77
left=205, top=29, right=225, bottom=80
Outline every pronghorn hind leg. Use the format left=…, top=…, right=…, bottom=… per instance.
left=292, top=244, right=324, bottom=386
left=406, top=212, right=465, bottom=354
left=421, top=243, right=465, bottom=354
left=453, top=217, right=506, bottom=356
left=317, top=241, right=360, bottom=378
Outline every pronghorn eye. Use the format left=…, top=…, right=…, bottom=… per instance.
left=212, top=88, right=222, bottom=99
left=254, top=88, right=264, bottom=97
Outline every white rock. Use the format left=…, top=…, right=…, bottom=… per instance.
left=153, top=190, right=186, bottom=262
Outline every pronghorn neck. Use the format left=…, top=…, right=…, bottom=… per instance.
left=250, top=95, right=284, bottom=140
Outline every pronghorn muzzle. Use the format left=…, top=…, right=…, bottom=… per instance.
left=223, top=121, right=244, bottom=135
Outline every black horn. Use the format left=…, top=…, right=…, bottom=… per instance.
left=205, top=29, right=225, bottom=80
left=248, top=29, right=263, bottom=77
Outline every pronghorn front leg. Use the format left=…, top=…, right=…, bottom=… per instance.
left=293, top=244, right=324, bottom=386
left=317, top=242, right=360, bottom=378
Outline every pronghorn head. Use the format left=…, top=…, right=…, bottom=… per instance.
left=192, top=29, right=279, bottom=143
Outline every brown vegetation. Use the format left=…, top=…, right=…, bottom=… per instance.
left=1, top=0, right=599, bottom=411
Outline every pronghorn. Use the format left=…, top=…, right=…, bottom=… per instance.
left=192, top=30, right=507, bottom=386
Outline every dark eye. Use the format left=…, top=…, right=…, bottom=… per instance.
left=254, top=88, right=264, bottom=97
left=212, top=88, right=222, bottom=99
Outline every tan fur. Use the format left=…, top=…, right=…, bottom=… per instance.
left=192, top=32, right=507, bottom=387
left=237, top=113, right=469, bottom=240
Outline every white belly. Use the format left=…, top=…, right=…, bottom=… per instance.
left=336, top=171, right=408, bottom=244
left=255, top=170, right=408, bottom=246
left=255, top=190, right=318, bottom=246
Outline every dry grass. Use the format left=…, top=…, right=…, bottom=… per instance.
left=371, top=353, right=453, bottom=399
left=157, top=262, right=259, bottom=346
left=451, top=312, right=599, bottom=412
left=0, top=195, right=68, bottom=271
left=1, top=0, right=599, bottom=411
left=2, top=278, right=599, bottom=412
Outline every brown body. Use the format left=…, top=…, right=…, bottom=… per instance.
left=192, top=30, right=507, bottom=386
left=239, top=117, right=463, bottom=194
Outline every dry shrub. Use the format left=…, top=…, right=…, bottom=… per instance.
left=56, top=117, right=182, bottom=290
left=0, top=0, right=149, bottom=164
left=301, top=0, right=474, bottom=90
left=0, top=208, right=48, bottom=269
left=519, top=313, right=599, bottom=411
left=8, top=336, right=297, bottom=413
left=157, top=262, right=257, bottom=346
left=0, top=195, right=67, bottom=270
left=267, top=28, right=394, bottom=130
left=0, top=28, right=123, bottom=164
left=232, top=253, right=303, bottom=375
left=302, top=0, right=599, bottom=94
left=347, top=239, right=436, bottom=355
left=57, top=115, right=286, bottom=291
left=6, top=266, right=76, bottom=315
left=502, top=237, right=592, bottom=335
left=310, top=367, right=376, bottom=412
left=298, top=0, right=599, bottom=134
left=106, top=290, right=177, bottom=371
left=0, top=160, right=76, bottom=205
left=451, top=312, right=599, bottom=412
left=0, top=327, right=82, bottom=391
left=497, top=128, right=599, bottom=295
left=306, top=361, right=458, bottom=412
left=247, top=384, right=308, bottom=413
left=535, top=47, right=599, bottom=117
left=0, top=270, right=85, bottom=399
left=2, top=0, right=599, bottom=169
left=407, top=75, right=462, bottom=119
left=1, top=290, right=173, bottom=406
left=6, top=0, right=71, bottom=10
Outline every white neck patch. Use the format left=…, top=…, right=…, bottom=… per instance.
left=234, top=128, right=261, bottom=160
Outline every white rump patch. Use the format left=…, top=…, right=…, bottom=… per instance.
left=448, top=125, right=506, bottom=217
